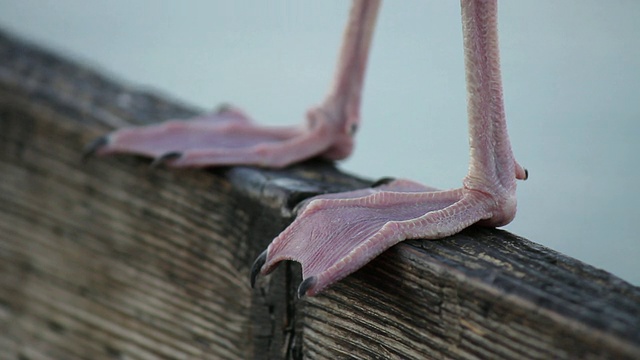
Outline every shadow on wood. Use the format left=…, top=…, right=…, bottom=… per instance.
left=1, top=30, right=639, bottom=359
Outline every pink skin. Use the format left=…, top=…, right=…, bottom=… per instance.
left=257, top=0, right=527, bottom=297
left=87, top=0, right=526, bottom=297
left=87, top=0, right=380, bottom=168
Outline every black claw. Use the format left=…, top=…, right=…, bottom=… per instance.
left=287, top=190, right=321, bottom=213
left=297, top=276, right=317, bottom=298
left=349, top=123, right=358, bottom=136
left=82, top=136, right=108, bottom=161
left=150, top=152, right=182, bottom=168
left=524, top=168, right=529, bottom=180
left=250, top=249, right=268, bottom=288
left=214, top=103, right=232, bottom=114
left=371, top=177, right=396, bottom=188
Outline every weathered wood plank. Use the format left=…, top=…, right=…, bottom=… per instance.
left=1, top=30, right=639, bottom=359
left=0, top=30, right=364, bottom=359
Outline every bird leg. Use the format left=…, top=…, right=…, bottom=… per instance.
left=84, top=0, right=380, bottom=168
left=252, top=0, right=527, bottom=297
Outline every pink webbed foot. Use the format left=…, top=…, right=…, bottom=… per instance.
left=84, top=1, right=380, bottom=169
left=84, top=104, right=353, bottom=168
left=251, top=179, right=504, bottom=297
left=251, top=0, right=529, bottom=297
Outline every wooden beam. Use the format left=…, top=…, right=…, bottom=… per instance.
left=1, top=30, right=639, bottom=359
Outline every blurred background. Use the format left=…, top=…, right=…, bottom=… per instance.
left=1, top=1, right=638, bottom=285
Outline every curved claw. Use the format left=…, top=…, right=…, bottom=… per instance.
left=150, top=152, right=182, bottom=168
left=371, top=177, right=396, bottom=188
left=297, top=276, right=317, bottom=298
left=250, top=249, right=268, bottom=288
left=82, top=135, right=109, bottom=161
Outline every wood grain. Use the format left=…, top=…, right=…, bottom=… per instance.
left=1, top=30, right=639, bottom=359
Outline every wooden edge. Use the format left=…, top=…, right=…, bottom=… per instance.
left=1, top=30, right=639, bottom=359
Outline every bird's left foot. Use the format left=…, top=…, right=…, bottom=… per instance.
left=83, top=1, right=380, bottom=170
left=83, top=104, right=355, bottom=168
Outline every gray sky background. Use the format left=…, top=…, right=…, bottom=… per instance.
left=1, top=1, right=638, bottom=285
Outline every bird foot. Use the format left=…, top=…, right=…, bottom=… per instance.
left=251, top=178, right=503, bottom=297
left=82, top=1, right=379, bottom=169
left=83, top=104, right=354, bottom=168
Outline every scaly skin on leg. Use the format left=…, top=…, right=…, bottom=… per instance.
left=84, top=0, right=381, bottom=168
left=252, top=0, right=527, bottom=297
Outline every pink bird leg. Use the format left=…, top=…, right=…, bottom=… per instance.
left=252, top=0, right=527, bottom=297
left=86, top=0, right=527, bottom=298
left=84, top=0, right=380, bottom=168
